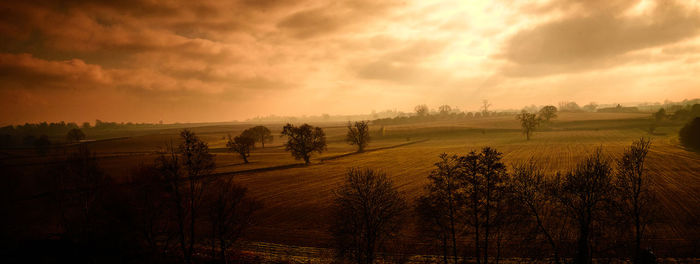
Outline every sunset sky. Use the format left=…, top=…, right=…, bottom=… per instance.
left=1, top=0, right=699, bottom=124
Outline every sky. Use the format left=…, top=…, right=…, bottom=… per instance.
left=1, top=0, right=699, bottom=124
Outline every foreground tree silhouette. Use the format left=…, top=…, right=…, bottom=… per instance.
left=66, top=128, right=86, bottom=143
left=517, top=110, right=540, bottom=140
left=615, top=138, right=657, bottom=264
left=157, top=129, right=215, bottom=264
left=416, top=154, right=463, bottom=264
left=538, top=105, right=558, bottom=122
left=331, top=168, right=408, bottom=264
left=281, top=123, right=326, bottom=164
left=206, top=177, right=261, bottom=263
left=226, top=134, right=255, bottom=163
left=554, top=148, right=614, bottom=264
left=510, top=159, right=562, bottom=264
left=346, top=120, right=371, bottom=152
left=242, top=125, right=273, bottom=148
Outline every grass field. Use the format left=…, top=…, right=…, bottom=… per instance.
left=3, top=112, right=699, bottom=256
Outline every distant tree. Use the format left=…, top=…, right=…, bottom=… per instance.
left=331, top=168, right=408, bottom=264
left=34, top=134, right=51, bottom=156
left=206, top=177, right=261, bottom=263
left=226, top=134, right=255, bottom=163
left=415, top=104, right=429, bottom=117
left=81, top=122, right=91, bottom=129
left=439, top=105, right=452, bottom=115
left=416, top=154, right=463, bottom=264
left=242, top=126, right=273, bottom=148
left=280, top=123, right=327, bottom=164
left=653, top=108, right=666, bottom=122
left=553, top=148, right=614, bottom=264
left=510, top=159, right=562, bottom=264
left=516, top=110, right=540, bottom=140
left=539, top=105, right=558, bottom=122
left=66, top=128, right=86, bottom=143
left=481, top=100, right=492, bottom=117
left=466, top=112, right=474, bottom=118
left=615, top=138, right=656, bottom=264
left=346, top=121, right=371, bottom=152
left=583, top=102, right=598, bottom=112
left=679, top=117, right=700, bottom=150
left=558, top=101, right=581, bottom=112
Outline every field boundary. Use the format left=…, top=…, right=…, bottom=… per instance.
left=320, top=139, right=430, bottom=161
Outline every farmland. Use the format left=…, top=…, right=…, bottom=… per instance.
left=3, top=112, right=699, bottom=258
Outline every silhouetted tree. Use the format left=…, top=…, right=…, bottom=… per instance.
left=226, top=134, right=255, bottom=163
left=346, top=121, right=371, bottom=152
left=679, top=117, right=700, bottom=151
left=481, top=100, right=491, bottom=117
left=554, top=148, right=614, bottom=264
left=242, top=126, right=273, bottom=148
left=439, top=105, right=452, bottom=115
left=206, top=177, right=261, bottom=263
left=415, top=104, right=429, bottom=117
left=157, top=129, right=215, bottom=264
left=55, top=144, right=111, bottom=243
left=66, top=128, right=86, bottom=143
left=128, top=164, right=174, bottom=258
left=477, top=147, right=509, bottom=264
left=616, top=138, right=657, bottom=263
left=331, top=168, right=408, bottom=264
left=280, top=123, right=326, bottom=164
left=538, top=106, right=558, bottom=122
left=510, top=159, right=562, bottom=264
left=517, top=110, right=540, bottom=140
left=416, top=154, right=463, bottom=264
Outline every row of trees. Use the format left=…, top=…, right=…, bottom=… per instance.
left=227, top=121, right=372, bottom=165
left=50, top=130, right=261, bottom=263
left=331, top=138, right=658, bottom=264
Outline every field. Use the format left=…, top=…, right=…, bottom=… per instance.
left=3, top=112, right=699, bottom=257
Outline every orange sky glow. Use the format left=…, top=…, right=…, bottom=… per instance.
left=1, top=0, right=699, bottom=124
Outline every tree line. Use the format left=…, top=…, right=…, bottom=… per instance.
left=330, top=138, right=660, bottom=264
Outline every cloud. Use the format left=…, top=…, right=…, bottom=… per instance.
left=499, top=0, right=700, bottom=76
left=0, top=53, right=110, bottom=89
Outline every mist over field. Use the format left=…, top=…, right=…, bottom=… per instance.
left=2, top=0, right=700, bottom=264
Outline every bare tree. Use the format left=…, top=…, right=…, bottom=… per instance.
left=66, top=128, right=86, bottom=143
left=554, top=148, right=614, bottom=264
left=55, top=144, right=110, bottom=243
left=516, top=111, right=540, bottom=140
left=331, top=168, right=408, bottom=264
left=510, top=159, right=562, bottom=264
left=206, top=177, right=261, bottom=263
left=346, top=121, right=371, bottom=152
left=128, top=164, right=174, bottom=258
left=280, top=123, right=327, bottom=164
left=157, top=129, right=215, bottom=264
left=242, top=126, right=273, bottom=148
left=538, top=106, right=558, bottom=122
left=615, top=138, right=656, bottom=263
left=478, top=147, right=509, bottom=264
left=415, top=104, right=429, bottom=117
left=481, top=100, right=492, bottom=117
left=439, top=105, right=452, bottom=115
left=226, top=134, right=255, bottom=163
left=416, top=154, right=463, bottom=264
left=459, top=151, right=482, bottom=264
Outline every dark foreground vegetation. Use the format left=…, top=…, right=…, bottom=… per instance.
left=0, top=122, right=681, bottom=264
